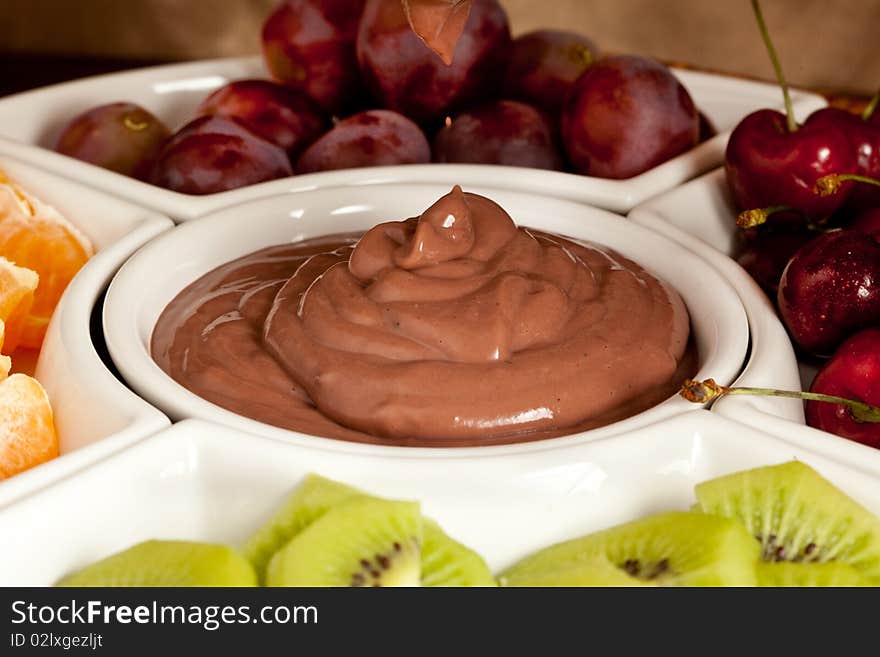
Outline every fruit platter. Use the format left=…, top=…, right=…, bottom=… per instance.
left=0, top=0, right=879, bottom=589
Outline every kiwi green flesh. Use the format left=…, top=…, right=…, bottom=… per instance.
left=244, top=474, right=364, bottom=582
left=502, top=553, right=651, bottom=587
left=695, top=461, right=880, bottom=580
left=420, top=518, right=496, bottom=587
left=757, top=562, right=870, bottom=587
left=499, top=511, right=760, bottom=587
left=265, top=498, right=422, bottom=587
left=250, top=474, right=495, bottom=586
left=57, top=540, right=257, bottom=587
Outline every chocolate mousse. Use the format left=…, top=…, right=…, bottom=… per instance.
left=152, top=187, right=694, bottom=447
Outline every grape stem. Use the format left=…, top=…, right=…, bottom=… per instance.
left=751, top=0, right=797, bottom=133
left=862, top=87, right=880, bottom=121
left=123, top=116, right=149, bottom=132
left=680, top=378, right=880, bottom=423
left=814, top=173, right=880, bottom=197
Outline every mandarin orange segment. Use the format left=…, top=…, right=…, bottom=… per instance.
left=0, top=178, right=93, bottom=349
left=0, top=320, right=10, bottom=379
left=0, top=256, right=39, bottom=355
left=0, top=373, right=58, bottom=479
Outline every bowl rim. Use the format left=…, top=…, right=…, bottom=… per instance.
left=103, top=181, right=750, bottom=457
left=628, top=167, right=804, bottom=423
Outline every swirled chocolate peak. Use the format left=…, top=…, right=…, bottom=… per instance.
left=258, top=186, right=690, bottom=441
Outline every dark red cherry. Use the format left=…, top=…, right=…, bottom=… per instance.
left=735, top=222, right=815, bottom=299
left=805, top=107, right=880, bottom=211
left=724, top=0, right=859, bottom=223
left=848, top=208, right=880, bottom=237
left=777, top=229, right=880, bottom=356
left=807, top=328, right=880, bottom=449
left=725, top=109, right=856, bottom=221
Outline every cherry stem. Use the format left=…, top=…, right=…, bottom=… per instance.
left=751, top=0, right=796, bottom=133
left=681, top=378, right=880, bottom=423
left=862, top=87, right=880, bottom=121
left=735, top=205, right=793, bottom=229
left=814, top=173, right=880, bottom=197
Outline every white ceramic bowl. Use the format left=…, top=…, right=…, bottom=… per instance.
left=0, top=56, right=827, bottom=220
left=1, top=410, right=878, bottom=586
left=628, top=168, right=804, bottom=424
left=0, top=155, right=172, bottom=507
left=103, top=182, right=748, bottom=453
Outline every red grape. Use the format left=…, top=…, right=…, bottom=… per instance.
left=561, top=55, right=699, bottom=179
left=502, top=30, right=598, bottom=117
left=262, top=0, right=366, bottom=114
left=197, top=79, right=328, bottom=160
left=433, top=100, right=562, bottom=169
left=54, top=102, right=170, bottom=180
left=296, top=109, right=430, bottom=173
left=356, top=0, right=510, bottom=127
left=151, top=116, right=293, bottom=195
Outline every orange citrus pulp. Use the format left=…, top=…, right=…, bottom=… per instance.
left=0, top=256, right=39, bottom=355
left=0, top=321, right=11, bottom=378
left=0, top=373, right=58, bottom=479
left=0, top=171, right=93, bottom=349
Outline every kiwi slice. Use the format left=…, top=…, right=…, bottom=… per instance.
left=244, top=474, right=364, bottom=581
left=502, top=552, right=649, bottom=587
left=695, top=461, right=880, bottom=582
left=756, top=562, right=870, bottom=587
left=250, top=474, right=493, bottom=586
left=420, top=518, right=496, bottom=586
left=499, top=511, right=759, bottom=587
left=265, top=497, right=423, bottom=586
left=57, top=540, right=257, bottom=587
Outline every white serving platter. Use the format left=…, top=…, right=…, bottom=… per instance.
left=0, top=410, right=878, bottom=586
left=0, top=155, right=172, bottom=508
left=102, top=182, right=749, bottom=453
left=0, top=56, right=827, bottom=221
